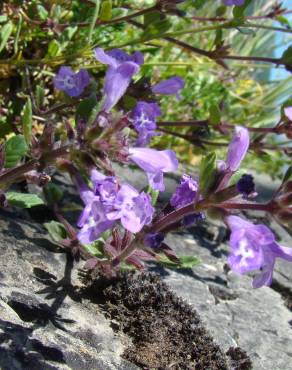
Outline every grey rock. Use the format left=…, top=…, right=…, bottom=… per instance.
left=0, top=210, right=139, bottom=370
left=161, top=227, right=292, bottom=370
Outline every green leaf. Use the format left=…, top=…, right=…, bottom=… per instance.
left=44, top=182, right=64, bottom=205
left=144, top=11, right=161, bottom=26
left=83, top=239, right=104, bottom=257
left=179, top=256, right=201, bottom=268
left=4, top=135, right=28, bottom=168
left=193, top=0, right=205, bottom=9
left=37, top=5, right=49, bottom=21
left=76, top=94, right=98, bottom=122
left=36, top=85, right=45, bottom=109
left=99, top=0, right=112, bottom=21
left=281, top=46, right=292, bottom=68
left=6, top=192, right=44, bottom=208
left=149, top=188, right=159, bottom=206
left=214, top=29, right=223, bottom=47
left=209, top=104, right=221, bottom=125
left=216, top=6, right=226, bottom=17
left=22, top=98, right=32, bottom=146
left=47, top=39, right=61, bottom=57
left=0, top=22, right=13, bottom=53
left=44, top=221, right=67, bottom=243
left=236, top=27, right=256, bottom=36
left=276, top=15, right=290, bottom=27
left=199, top=152, right=217, bottom=196
left=141, top=19, right=172, bottom=41
left=158, top=255, right=201, bottom=269
left=0, top=16, right=8, bottom=24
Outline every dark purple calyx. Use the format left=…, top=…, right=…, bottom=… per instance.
left=144, top=232, right=165, bottom=248
left=236, top=174, right=255, bottom=197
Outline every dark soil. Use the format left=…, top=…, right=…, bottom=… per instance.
left=82, top=272, right=252, bottom=370
left=226, top=347, right=253, bottom=370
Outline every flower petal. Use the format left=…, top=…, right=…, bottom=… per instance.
left=102, top=62, right=140, bottom=112
left=226, top=126, right=249, bottom=171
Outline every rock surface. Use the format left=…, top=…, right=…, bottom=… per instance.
left=162, top=227, right=292, bottom=370
left=0, top=170, right=291, bottom=370
left=0, top=209, right=139, bottom=370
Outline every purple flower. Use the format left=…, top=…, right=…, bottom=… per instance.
left=94, top=48, right=143, bottom=112
left=226, top=126, right=249, bottom=171
left=129, top=147, right=179, bottom=191
left=54, top=67, right=90, bottom=97
left=226, top=215, right=292, bottom=288
left=107, top=184, right=154, bottom=233
left=152, top=76, right=185, bottom=99
left=77, top=171, right=117, bottom=244
left=284, top=106, right=292, bottom=121
left=132, top=101, right=161, bottom=146
left=77, top=169, right=154, bottom=243
left=170, top=174, right=198, bottom=209
left=223, top=0, right=245, bottom=6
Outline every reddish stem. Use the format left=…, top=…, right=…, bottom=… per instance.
left=218, top=202, right=270, bottom=211
left=151, top=203, right=196, bottom=233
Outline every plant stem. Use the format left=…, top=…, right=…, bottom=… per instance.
left=88, top=0, right=100, bottom=45
left=164, top=24, right=224, bottom=38
left=0, top=145, right=70, bottom=187
left=218, top=202, right=270, bottom=211
left=59, top=5, right=157, bottom=30
left=243, top=21, right=292, bottom=34
left=164, top=36, right=281, bottom=66
left=0, top=160, right=38, bottom=187
left=151, top=203, right=196, bottom=233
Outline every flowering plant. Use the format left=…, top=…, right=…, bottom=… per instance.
left=0, top=0, right=291, bottom=289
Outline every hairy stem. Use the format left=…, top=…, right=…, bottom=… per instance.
left=0, top=145, right=70, bottom=187
left=218, top=202, right=270, bottom=211
left=151, top=203, right=196, bottom=233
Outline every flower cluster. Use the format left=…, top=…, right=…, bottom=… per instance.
left=50, top=46, right=292, bottom=289
left=77, top=170, right=154, bottom=244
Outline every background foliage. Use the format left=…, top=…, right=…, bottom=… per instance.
left=0, top=0, right=291, bottom=178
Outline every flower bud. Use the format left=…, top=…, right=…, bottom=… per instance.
left=144, top=232, right=165, bottom=248
left=182, top=212, right=205, bottom=227
left=236, top=174, right=256, bottom=198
